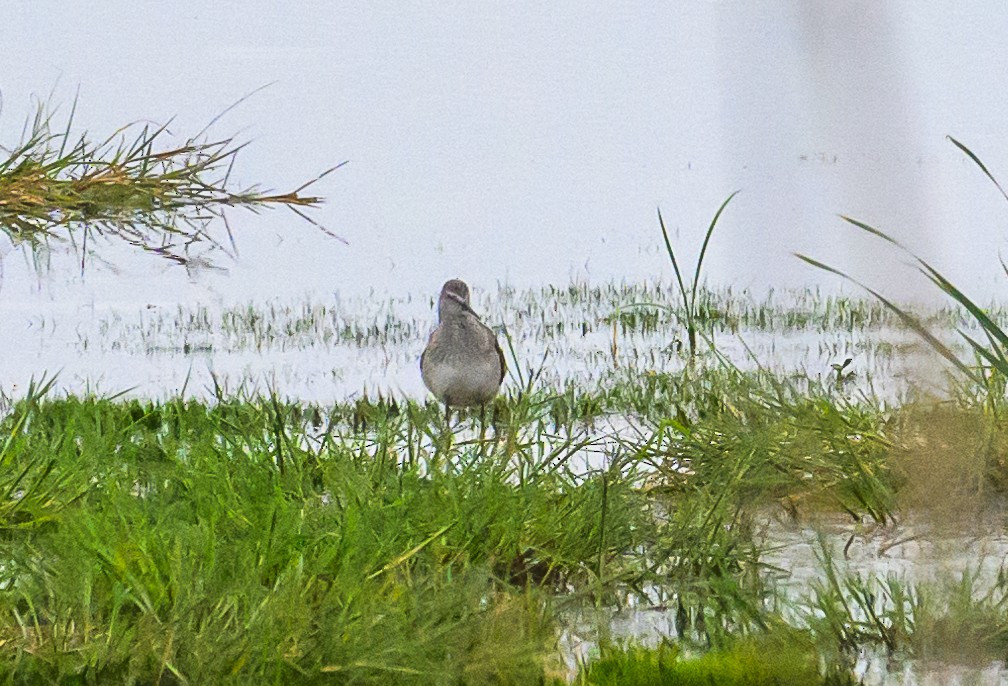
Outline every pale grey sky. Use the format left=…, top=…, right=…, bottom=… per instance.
left=3, top=1, right=1008, bottom=304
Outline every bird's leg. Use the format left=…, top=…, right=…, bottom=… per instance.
left=478, top=403, right=487, bottom=443
left=435, top=402, right=453, bottom=460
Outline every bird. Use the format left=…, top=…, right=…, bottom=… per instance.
left=421, top=279, right=506, bottom=424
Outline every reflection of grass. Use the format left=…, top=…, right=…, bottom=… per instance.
left=0, top=95, right=344, bottom=267
left=806, top=539, right=1008, bottom=667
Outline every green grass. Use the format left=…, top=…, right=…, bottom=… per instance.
left=0, top=93, right=343, bottom=268
left=0, top=391, right=651, bottom=683
left=576, top=632, right=847, bottom=686
left=800, top=538, right=1008, bottom=666
left=652, top=190, right=739, bottom=358
left=0, top=354, right=1005, bottom=683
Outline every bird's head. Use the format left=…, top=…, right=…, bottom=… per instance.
left=438, top=279, right=474, bottom=321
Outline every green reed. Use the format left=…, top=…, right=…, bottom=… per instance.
left=0, top=94, right=344, bottom=268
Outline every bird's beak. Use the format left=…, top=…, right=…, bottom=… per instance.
left=446, top=291, right=475, bottom=314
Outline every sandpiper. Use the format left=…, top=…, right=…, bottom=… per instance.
left=421, top=279, right=506, bottom=422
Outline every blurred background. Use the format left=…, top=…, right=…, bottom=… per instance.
left=3, top=2, right=1007, bottom=304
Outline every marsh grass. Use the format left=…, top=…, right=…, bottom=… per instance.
left=630, top=355, right=895, bottom=524
left=0, top=95, right=344, bottom=268
left=653, top=192, right=739, bottom=359
left=0, top=371, right=905, bottom=684
left=76, top=286, right=983, bottom=361
left=797, top=137, right=1008, bottom=403
left=603, top=195, right=741, bottom=364
left=5, top=345, right=1008, bottom=682
left=803, top=539, right=1008, bottom=666
left=0, top=391, right=659, bottom=683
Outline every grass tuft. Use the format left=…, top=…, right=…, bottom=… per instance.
left=0, top=93, right=345, bottom=268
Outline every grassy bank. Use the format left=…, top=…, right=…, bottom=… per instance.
left=0, top=355, right=1006, bottom=684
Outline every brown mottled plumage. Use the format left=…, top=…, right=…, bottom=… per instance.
left=421, top=279, right=506, bottom=422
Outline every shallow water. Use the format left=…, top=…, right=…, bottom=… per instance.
left=773, top=514, right=1008, bottom=685
left=3, top=289, right=1005, bottom=683
left=0, top=286, right=939, bottom=403
left=559, top=510, right=1008, bottom=684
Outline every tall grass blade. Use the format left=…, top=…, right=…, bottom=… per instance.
left=948, top=135, right=1008, bottom=205
left=690, top=190, right=740, bottom=317
left=795, top=253, right=977, bottom=382
left=836, top=216, right=1008, bottom=380
left=657, top=208, right=689, bottom=309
